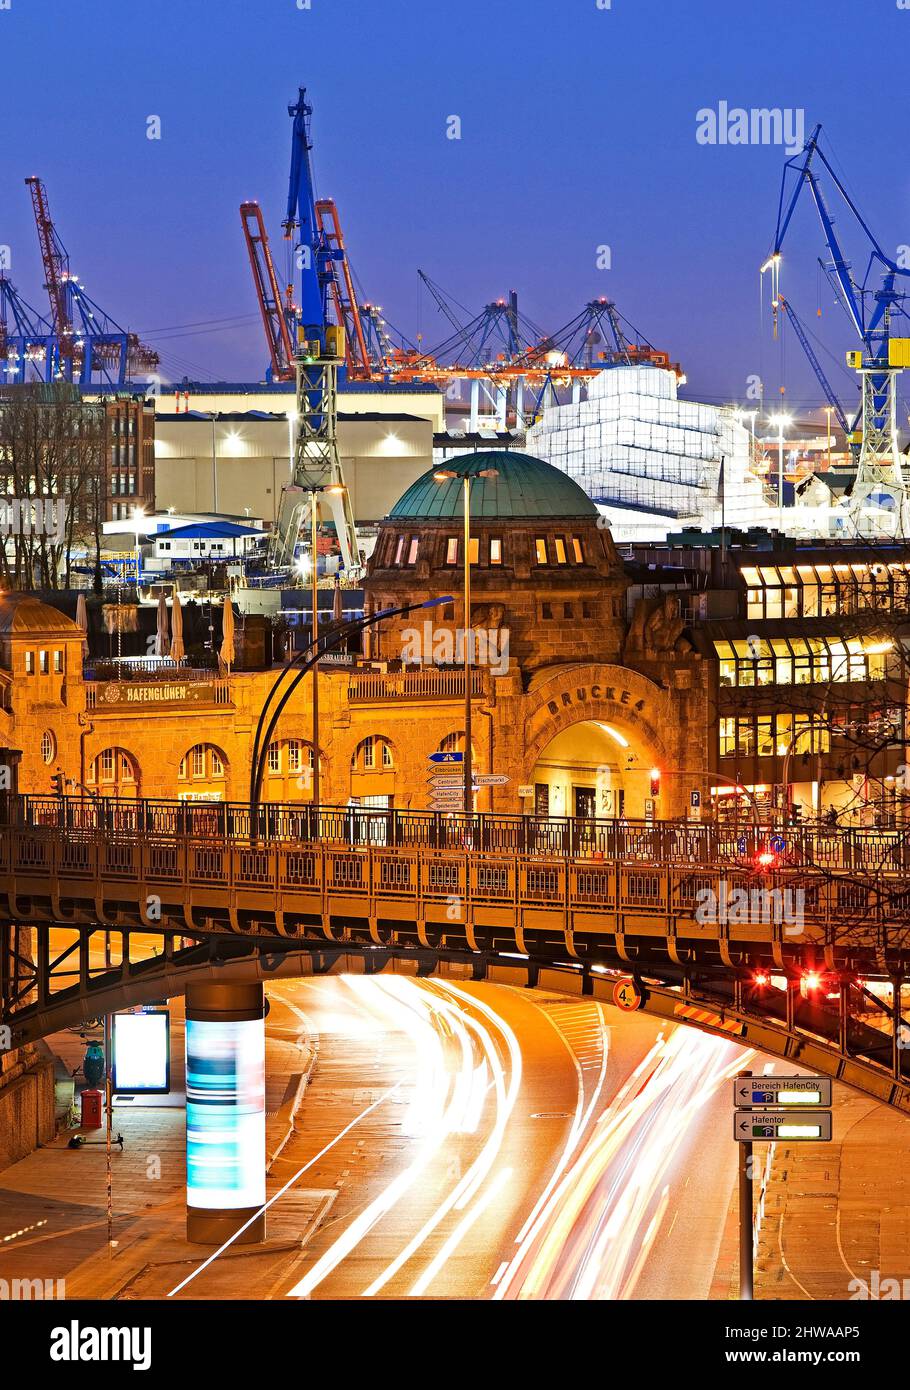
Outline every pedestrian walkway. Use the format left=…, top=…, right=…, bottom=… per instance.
left=711, top=1082, right=910, bottom=1300
left=0, top=993, right=321, bottom=1300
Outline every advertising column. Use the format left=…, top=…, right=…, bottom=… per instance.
left=185, top=982, right=266, bottom=1245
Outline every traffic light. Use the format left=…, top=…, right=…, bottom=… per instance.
left=755, top=849, right=778, bottom=870
left=50, top=771, right=66, bottom=796
left=649, top=768, right=661, bottom=799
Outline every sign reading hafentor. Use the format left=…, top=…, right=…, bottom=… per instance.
left=733, top=1109, right=832, bottom=1142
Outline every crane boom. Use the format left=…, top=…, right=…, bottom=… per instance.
left=240, top=202, right=295, bottom=382
left=777, top=296, right=852, bottom=434
left=25, top=176, right=71, bottom=347
left=314, top=198, right=371, bottom=377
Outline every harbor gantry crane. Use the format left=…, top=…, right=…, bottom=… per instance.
left=239, top=200, right=296, bottom=382
left=25, top=176, right=158, bottom=386
left=0, top=274, right=55, bottom=384
left=763, top=124, right=910, bottom=535
left=262, top=88, right=363, bottom=576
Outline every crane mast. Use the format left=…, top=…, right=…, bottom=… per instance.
left=260, top=88, right=362, bottom=576
left=765, top=124, right=910, bottom=534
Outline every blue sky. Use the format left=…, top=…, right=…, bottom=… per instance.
left=2, top=0, right=908, bottom=413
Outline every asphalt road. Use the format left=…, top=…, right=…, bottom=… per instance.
left=260, top=976, right=752, bottom=1300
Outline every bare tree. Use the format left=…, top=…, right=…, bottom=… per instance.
left=0, top=384, right=106, bottom=590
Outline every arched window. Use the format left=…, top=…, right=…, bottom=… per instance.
left=262, top=739, right=320, bottom=801
left=87, top=747, right=140, bottom=798
left=178, top=744, right=228, bottom=801
left=351, top=736, right=394, bottom=772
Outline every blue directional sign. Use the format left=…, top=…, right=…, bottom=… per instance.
left=771, top=835, right=786, bottom=854
left=427, top=752, right=464, bottom=764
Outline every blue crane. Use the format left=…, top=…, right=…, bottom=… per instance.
left=776, top=294, right=858, bottom=437
left=0, top=274, right=55, bottom=384
left=764, top=124, right=910, bottom=527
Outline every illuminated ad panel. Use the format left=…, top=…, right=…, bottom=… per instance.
left=185, top=1018, right=266, bottom=1211
left=112, top=1011, right=171, bottom=1093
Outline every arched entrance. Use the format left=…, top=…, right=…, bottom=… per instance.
left=528, top=721, right=633, bottom=820
left=522, top=665, right=673, bottom=820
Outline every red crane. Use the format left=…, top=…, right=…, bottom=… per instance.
left=240, top=201, right=296, bottom=382
left=25, top=175, right=72, bottom=355
left=314, top=198, right=372, bottom=379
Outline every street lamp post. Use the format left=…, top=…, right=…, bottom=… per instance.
left=769, top=413, right=792, bottom=533
left=131, top=507, right=145, bottom=588
left=210, top=413, right=219, bottom=514
left=310, top=489, right=320, bottom=811
left=433, top=464, right=499, bottom=815
left=288, top=483, right=347, bottom=814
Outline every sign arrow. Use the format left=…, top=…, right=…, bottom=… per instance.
left=428, top=752, right=464, bottom=765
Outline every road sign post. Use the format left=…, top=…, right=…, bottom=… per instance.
left=732, top=1076, right=832, bottom=1109
left=733, top=1109, right=833, bottom=1142
left=733, top=1069, right=833, bottom=1301
left=737, top=1070, right=753, bottom=1301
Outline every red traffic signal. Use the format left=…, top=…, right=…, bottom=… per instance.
left=755, top=849, right=778, bottom=870
left=649, top=768, right=661, bottom=798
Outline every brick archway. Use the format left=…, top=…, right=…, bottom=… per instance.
left=522, top=664, right=676, bottom=818
left=523, top=664, right=670, bottom=769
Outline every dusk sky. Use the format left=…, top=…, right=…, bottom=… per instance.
left=2, top=0, right=908, bottom=416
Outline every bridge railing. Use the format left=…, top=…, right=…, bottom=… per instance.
left=6, top=794, right=910, bottom=872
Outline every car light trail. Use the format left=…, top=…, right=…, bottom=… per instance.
left=496, top=1029, right=755, bottom=1300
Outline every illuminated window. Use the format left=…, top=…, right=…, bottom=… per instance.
left=535, top=538, right=548, bottom=564
left=468, top=538, right=479, bottom=565
left=394, top=536, right=405, bottom=565
left=407, top=537, right=419, bottom=565
left=352, top=736, right=393, bottom=771
left=490, top=537, right=502, bottom=565
left=571, top=537, right=583, bottom=564
left=554, top=538, right=567, bottom=565
left=719, top=718, right=736, bottom=757
left=446, top=538, right=458, bottom=565
left=39, top=650, right=48, bottom=674
left=53, top=650, right=63, bottom=673
left=25, top=651, right=34, bottom=674
left=192, top=746, right=205, bottom=778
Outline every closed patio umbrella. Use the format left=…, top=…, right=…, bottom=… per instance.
left=75, top=592, right=89, bottom=658
left=219, top=595, right=235, bottom=672
left=170, top=588, right=185, bottom=663
left=154, top=591, right=170, bottom=658
left=332, top=572, right=343, bottom=623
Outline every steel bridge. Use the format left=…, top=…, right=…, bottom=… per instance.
left=4, top=796, right=910, bottom=1112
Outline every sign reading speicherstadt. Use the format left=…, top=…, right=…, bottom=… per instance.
left=733, top=1109, right=832, bottom=1142
left=732, top=1076, right=832, bottom=1108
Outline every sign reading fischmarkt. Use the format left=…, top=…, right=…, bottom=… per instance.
left=95, top=681, right=220, bottom=708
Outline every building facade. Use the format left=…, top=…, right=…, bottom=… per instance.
left=4, top=456, right=906, bottom=830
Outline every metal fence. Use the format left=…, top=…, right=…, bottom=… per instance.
left=7, top=794, right=910, bottom=871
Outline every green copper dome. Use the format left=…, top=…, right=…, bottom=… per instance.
left=388, top=450, right=599, bottom=522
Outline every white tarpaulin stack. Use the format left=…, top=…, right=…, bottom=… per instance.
left=528, top=366, right=769, bottom=538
